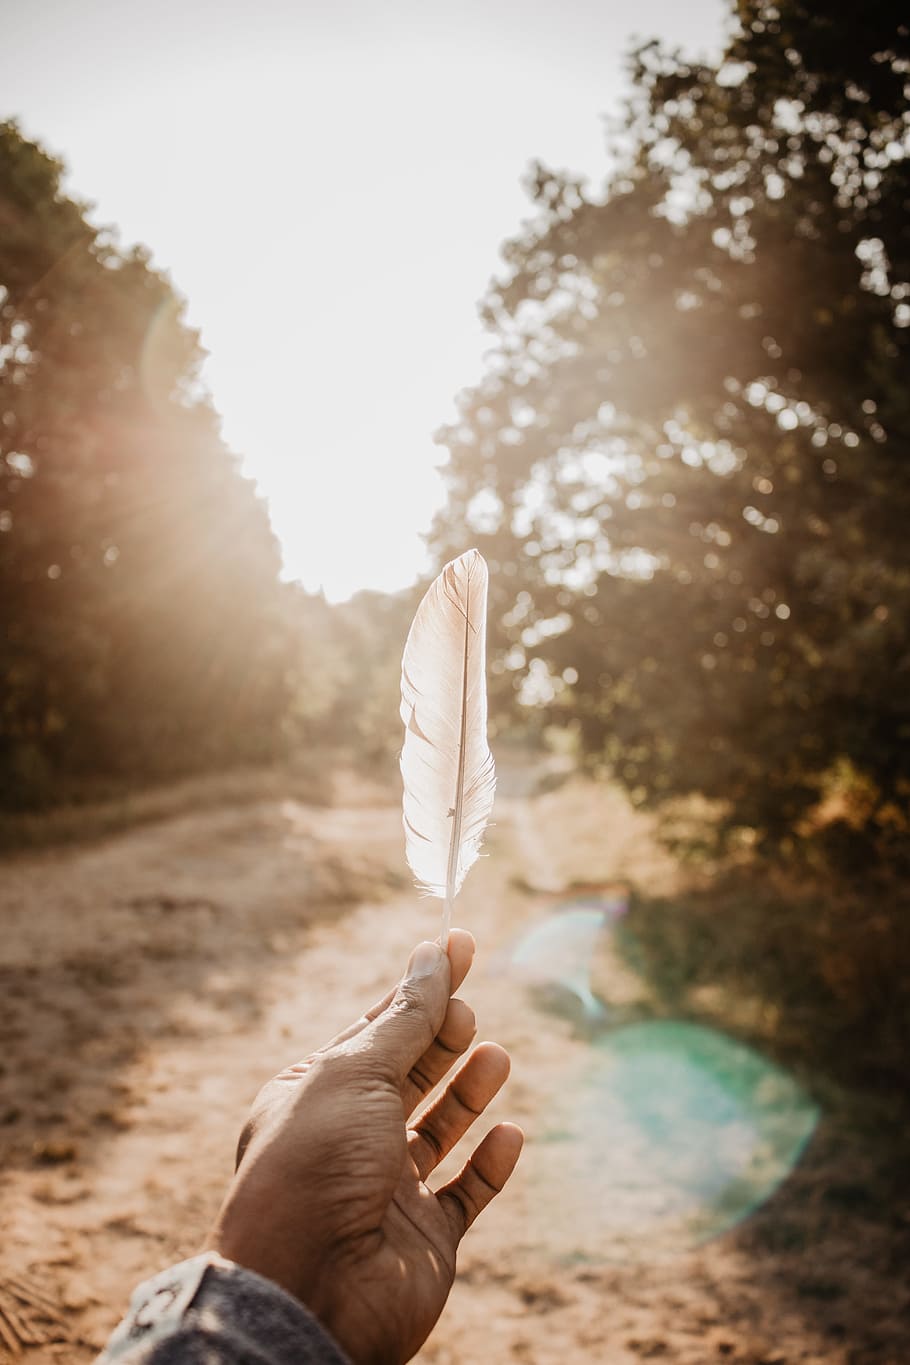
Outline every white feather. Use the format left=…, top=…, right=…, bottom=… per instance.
left=400, top=548, right=496, bottom=944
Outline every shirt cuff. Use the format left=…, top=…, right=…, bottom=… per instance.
left=97, top=1252, right=351, bottom=1364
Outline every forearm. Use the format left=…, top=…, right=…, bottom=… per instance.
left=97, top=1254, right=351, bottom=1365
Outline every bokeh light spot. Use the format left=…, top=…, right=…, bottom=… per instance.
left=525, top=1019, right=820, bottom=1264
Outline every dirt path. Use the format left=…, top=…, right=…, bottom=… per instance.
left=0, top=766, right=905, bottom=1363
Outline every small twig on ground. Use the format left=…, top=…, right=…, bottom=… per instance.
left=0, top=1275, right=74, bottom=1358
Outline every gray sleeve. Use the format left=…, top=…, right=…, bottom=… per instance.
left=96, top=1253, right=352, bottom=1365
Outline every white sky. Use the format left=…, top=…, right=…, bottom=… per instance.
left=1, top=0, right=725, bottom=600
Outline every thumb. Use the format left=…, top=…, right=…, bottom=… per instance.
left=362, top=941, right=451, bottom=1084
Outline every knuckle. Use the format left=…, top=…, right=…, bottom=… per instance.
left=390, top=984, right=436, bottom=1040
left=408, top=1062, right=434, bottom=1095
left=394, top=981, right=431, bottom=1016
left=448, top=1186, right=474, bottom=1232
left=418, top=1122, right=445, bottom=1161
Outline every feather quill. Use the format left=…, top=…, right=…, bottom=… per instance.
left=400, top=548, right=496, bottom=945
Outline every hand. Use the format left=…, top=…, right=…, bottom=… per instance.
left=207, top=930, right=523, bottom=1364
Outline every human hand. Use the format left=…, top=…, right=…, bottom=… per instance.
left=207, top=930, right=523, bottom=1364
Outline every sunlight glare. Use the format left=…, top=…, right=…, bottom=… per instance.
left=0, top=0, right=726, bottom=601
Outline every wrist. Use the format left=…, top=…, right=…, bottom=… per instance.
left=207, top=1177, right=329, bottom=1310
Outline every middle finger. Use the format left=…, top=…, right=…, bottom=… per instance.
left=407, top=1042, right=511, bottom=1182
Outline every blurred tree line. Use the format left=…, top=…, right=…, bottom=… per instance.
left=434, top=0, right=910, bottom=869
left=0, top=120, right=414, bottom=811
left=0, top=123, right=296, bottom=807
left=286, top=585, right=417, bottom=770
left=6, top=0, right=910, bottom=882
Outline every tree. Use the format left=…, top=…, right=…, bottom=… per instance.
left=286, top=584, right=420, bottom=766
left=434, top=0, right=910, bottom=857
left=0, top=122, right=291, bottom=804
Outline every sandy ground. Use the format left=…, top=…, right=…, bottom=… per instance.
left=0, top=760, right=907, bottom=1363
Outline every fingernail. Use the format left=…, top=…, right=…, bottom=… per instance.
left=407, top=940, right=444, bottom=979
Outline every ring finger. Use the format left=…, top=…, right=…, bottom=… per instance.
left=407, top=1041, right=511, bottom=1182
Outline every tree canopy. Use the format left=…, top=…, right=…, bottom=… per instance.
left=434, top=0, right=910, bottom=859
left=1, top=122, right=291, bottom=805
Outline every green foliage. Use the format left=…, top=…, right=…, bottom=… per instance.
left=619, top=861, right=910, bottom=1092
left=286, top=585, right=419, bottom=769
left=0, top=122, right=292, bottom=806
left=433, top=1, right=910, bottom=858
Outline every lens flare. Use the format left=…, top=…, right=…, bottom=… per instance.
left=498, top=896, right=628, bottom=1022
left=524, top=1019, right=820, bottom=1263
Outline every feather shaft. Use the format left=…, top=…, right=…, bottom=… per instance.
left=442, top=602, right=471, bottom=942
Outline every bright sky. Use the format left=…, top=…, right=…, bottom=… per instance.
left=2, top=0, right=725, bottom=600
